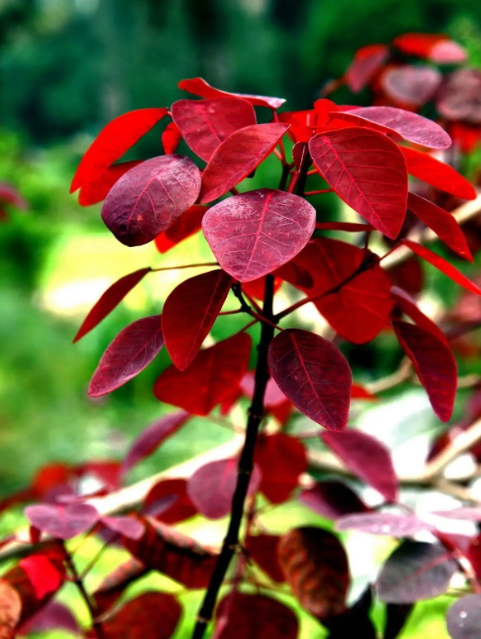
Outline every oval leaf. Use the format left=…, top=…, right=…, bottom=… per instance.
left=381, top=66, right=442, bottom=107
left=309, top=127, right=408, bottom=239
left=447, top=594, right=481, bottom=639
left=178, top=77, right=286, bottom=109
left=163, top=270, right=233, bottom=370
left=268, top=329, right=352, bottom=431
left=199, top=124, right=289, bottom=203
left=202, top=189, right=315, bottom=282
left=336, top=513, right=433, bottom=536
left=345, top=45, right=389, bottom=93
left=101, top=155, right=202, bottom=246
left=89, top=315, right=164, bottom=397
left=24, top=503, right=99, bottom=540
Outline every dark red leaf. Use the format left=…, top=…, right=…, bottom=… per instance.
left=393, top=320, right=457, bottom=421
left=299, top=480, right=369, bottom=519
left=278, top=526, right=349, bottom=621
left=143, top=478, right=197, bottom=524
left=163, top=270, right=233, bottom=370
left=254, top=433, right=307, bottom=504
left=381, top=66, right=442, bottom=107
left=154, top=332, right=251, bottom=416
left=121, top=411, right=189, bottom=477
left=247, top=534, right=285, bottom=582
left=202, top=189, right=315, bottom=282
left=70, top=108, right=168, bottom=192
left=214, top=592, right=298, bottom=639
left=99, top=591, right=181, bottom=639
left=89, top=315, right=164, bottom=397
left=101, top=155, right=202, bottom=246
left=154, top=204, right=206, bottom=253
left=345, top=44, right=389, bottom=92
left=199, top=124, right=289, bottom=203
left=391, top=286, right=448, bottom=344
left=93, top=559, right=147, bottom=614
left=393, top=33, right=466, bottom=63
left=447, top=594, right=481, bottom=639
left=171, top=97, right=256, bottom=161
left=0, top=580, right=21, bottom=639
left=73, top=267, right=151, bottom=342
left=268, top=328, right=352, bottom=430
left=78, top=161, right=142, bottom=206
left=24, top=503, right=99, bottom=540
left=321, top=429, right=398, bottom=501
left=187, top=457, right=260, bottom=519
left=336, top=513, right=433, bottom=536
left=178, top=77, right=286, bottom=109
left=101, top=517, right=145, bottom=540
left=384, top=603, right=414, bottom=639
left=19, top=601, right=79, bottom=636
left=401, top=147, right=476, bottom=200
left=161, top=121, right=182, bottom=154
left=310, top=127, right=408, bottom=238
left=376, top=540, right=457, bottom=603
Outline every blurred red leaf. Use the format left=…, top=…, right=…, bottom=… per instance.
left=93, top=558, right=147, bottom=614
left=381, top=66, right=442, bottom=107
left=345, top=44, right=389, bottom=92
left=254, top=433, right=307, bottom=504
left=351, top=383, right=377, bottom=400
left=144, top=478, right=197, bottom=524
left=18, top=601, right=79, bottom=636
left=299, top=480, right=369, bottom=519
left=24, top=503, right=99, bottom=540
left=247, top=534, right=285, bottom=582
left=161, top=121, right=182, bottom=154
left=178, top=77, right=286, bottom=109
left=78, top=161, right=142, bottom=206
left=393, top=33, right=466, bottom=63
left=391, top=286, right=448, bottom=343
left=154, top=204, right=206, bottom=253
left=101, top=517, right=145, bottom=540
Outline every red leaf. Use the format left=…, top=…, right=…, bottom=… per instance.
left=309, top=127, right=408, bottom=238
left=391, top=286, right=448, bottom=344
left=73, top=267, right=151, bottom=342
left=338, top=106, right=451, bottom=149
left=101, top=517, right=145, bottom=540
left=401, top=147, right=476, bottom=200
left=254, top=433, right=307, bottom=504
left=447, top=594, right=481, bottom=639
left=279, top=109, right=331, bottom=143
left=178, top=77, right=286, bottom=109
left=393, top=33, right=466, bottom=63
left=381, top=66, right=442, bottom=107
left=78, top=161, right=142, bottom=206
left=0, top=580, right=21, bottom=639
left=240, top=371, right=287, bottom=407
left=154, top=332, right=251, bottom=416
left=93, top=559, right=147, bottom=614
left=89, top=315, right=164, bottom=397
left=144, top=478, right=197, bottom=524
left=19, top=601, right=79, bottom=636
left=171, top=97, right=256, bottom=161
left=202, top=189, right=315, bottom=281
left=187, top=457, right=260, bottom=519
left=268, top=329, right=352, bottom=430
left=393, top=320, right=457, bottom=422
left=407, top=193, right=472, bottom=261
left=351, top=383, right=377, bottom=400
left=154, top=204, right=206, bottom=253
left=336, top=512, right=433, bottom=536
left=70, top=108, right=168, bottom=192
left=17, top=556, right=64, bottom=601
left=247, top=535, right=285, bottom=583
left=377, top=540, right=457, bottom=603
left=163, top=270, right=233, bottom=370
left=321, top=429, right=398, bottom=501
left=242, top=276, right=282, bottom=300
left=101, top=155, right=202, bottom=246
left=121, top=411, right=189, bottom=477
left=199, top=124, right=289, bottom=203
left=161, top=121, right=182, bottom=154
left=345, top=44, right=389, bottom=93
left=214, top=593, right=298, bottom=639
left=299, top=480, right=369, bottom=520
left=278, top=526, right=349, bottom=621
left=99, top=591, right=181, bottom=639
left=402, top=240, right=481, bottom=296
left=24, top=503, right=99, bottom=540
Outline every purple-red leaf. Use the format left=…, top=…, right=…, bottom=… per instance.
left=447, top=594, right=481, bottom=639
left=73, top=267, right=151, bottom=342
left=88, top=315, right=164, bottom=397
left=393, top=320, right=457, bottom=422
left=163, top=270, right=233, bottom=370
left=432, top=507, right=481, bottom=521
left=24, top=503, right=99, bottom=540
left=391, top=286, right=448, bottom=344
left=101, top=517, right=145, bottom=540
left=268, top=329, right=352, bottom=431
left=377, top=540, right=457, bottom=603
left=178, top=77, right=286, bottom=109
left=345, top=45, right=389, bottom=93
left=381, top=66, right=442, bottom=107
left=19, top=601, right=79, bottom=636
left=121, top=411, right=189, bottom=477
left=199, top=124, right=289, bottom=203
left=321, top=429, right=398, bottom=501
left=202, top=189, right=315, bottom=282
left=309, top=127, right=408, bottom=239
left=101, top=155, right=202, bottom=246
left=171, top=97, right=256, bottom=161
left=336, top=513, right=433, bottom=536
left=78, top=161, right=142, bottom=206
left=143, top=478, right=197, bottom=524
left=154, top=332, right=251, bottom=415
left=70, top=108, right=168, bottom=193
left=299, top=480, right=369, bottom=520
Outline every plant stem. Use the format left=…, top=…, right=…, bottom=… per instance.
left=191, top=275, right=276, bottom=639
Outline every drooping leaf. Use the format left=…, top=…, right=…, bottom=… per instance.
left=254, top=433, right=307, bottom=504
left=121, top=412, right=189, bottom=477
left=161, top=121, right=182, bottom=154
left=93, top=559, right=147, bottom=614
left=73, top=267, right=151, bottom=342
left=381, top=66, right=442, bottom=107
left=321, top=429, right=398, bottom=502
left=391, top=286, right=448, bottom=344
left=171, top=97, right=256, bottom=161
left=336, top=513, right=433, bottom=536
left=384, top=603, right=414, bottom=639
left=278, top=526, right=349, bottom=621
left=143, top=478, right=197, bottom=524
left=178, top=77, right=286, bottom=109
left=268, top=329, right=352, bottom=430
left=78, top=161, right=142, bottom=206
left=393, top=320, right=457, bottom=422
left=202, top=189, right=315, bottom=282
left=401, top=147, right=476, bottom=200
left=377, top=540, right=457, bottom=603
left=247, top=535, right=285, bottom=583
left=345, top=44, right=389, bottom=92
left=70, top=108, right=168, bottom=192
left=447, top=594, right=481, bottom=639
left=154, top=204, right=206, bottom=253
left=19, top=601, right=80, bottom=636
left=154, top=332, right=251, bottom=415
left=89, top=315, right=164, bottom=397
left=101, top=155, right=202, bottom=246
left=163, top=270, right=233, bottom=370
left=199, top=124, right=289, bottom=203
left=299, top=480, right=369, bottom=520
left=309, top=127, right=408, bottom=239
left=24, top=503, right=99, bottom=540
left=393, top=33, right=466, bottom=63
